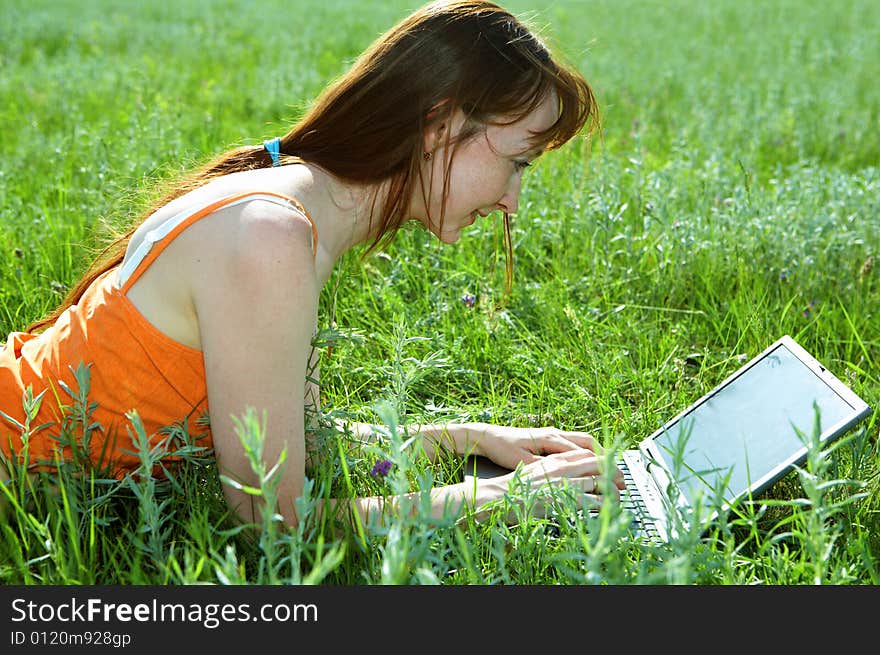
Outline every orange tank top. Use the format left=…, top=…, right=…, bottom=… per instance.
left=0, top=191, right=317, bottom=478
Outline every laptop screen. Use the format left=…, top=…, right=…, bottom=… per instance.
left=649, top=340, right=862, bottom=507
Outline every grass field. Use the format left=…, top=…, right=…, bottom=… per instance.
left=1, top=0, right=878, bottom=585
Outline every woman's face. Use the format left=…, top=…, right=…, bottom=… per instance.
left=415, top=91, right=559, bottom=244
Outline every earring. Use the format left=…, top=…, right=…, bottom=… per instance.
left=423, top=151, right=433, bottom=161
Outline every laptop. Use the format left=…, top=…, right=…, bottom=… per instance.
left=464, top=335, right=873, bottom=542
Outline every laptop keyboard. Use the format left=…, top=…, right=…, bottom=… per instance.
left=616, top=457, right=660, bottom=541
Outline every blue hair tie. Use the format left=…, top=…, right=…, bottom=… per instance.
left=263, top=137, right=282, bottom=167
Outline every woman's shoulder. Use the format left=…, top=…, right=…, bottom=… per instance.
left=156, top=168, right=315, bottom=223
left=174, top=187, right=319, bottom=283
left=119, top=169, right=320, bottom=353
left=132, top=169, right=318, bottom=257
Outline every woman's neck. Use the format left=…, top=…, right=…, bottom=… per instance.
left=284, top=163, right=395, bottom=285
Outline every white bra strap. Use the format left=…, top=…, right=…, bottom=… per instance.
left=116, top=192, right=311, bottom=288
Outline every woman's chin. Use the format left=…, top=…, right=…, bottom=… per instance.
left=425, top=218, right=470, bottom=244
left=429, top=224, right=465, bottom=244
left=438, top=231, right=462, bottom=244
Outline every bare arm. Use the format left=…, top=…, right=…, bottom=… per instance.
left=312, top=445, right=619, bottom=530
left=193, top=201, right=317, bottom=527
left=337, top=419, right=603, bottom=467
left=319, top=420, right=622, bottom=528
left=313, top=477, right=506, bottom=528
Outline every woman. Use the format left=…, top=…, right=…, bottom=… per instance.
left=0, top=0, right=623, bottom=528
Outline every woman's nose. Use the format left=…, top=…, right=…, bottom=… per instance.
left=497, top=175, right=522, bottom=214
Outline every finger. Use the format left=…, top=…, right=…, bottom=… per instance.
left=550, top=448, right=601, bottom=466
left=597, top=463, right=626, bottom=489
left=537, top=466, right=599, bottom=493
left=550, top=474, right=620, bottom=500
left=585, top=475, right=621, bottom=498
left=529, top=429, right=598, bottom=455
left=548, top=448, right=626, bottom=490
left=565, top=432, right=600, bottom=452
left=526, top=450, right=609, bottom=486
left=548, top=431, right=598, bottom=452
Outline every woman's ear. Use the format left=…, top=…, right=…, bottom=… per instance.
left=423, top=121, right=446, bottom=157
left=426, top=98, right=450, bottom=123
left=423, top=99, right=451, bottom=156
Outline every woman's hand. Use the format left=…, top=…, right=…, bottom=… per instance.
left=468, top=423, right=625, bottom=494
left=471, top=423, right=596, bottom=468
left=514, top=448, right=625, bottom=496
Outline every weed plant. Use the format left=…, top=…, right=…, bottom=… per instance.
left=0, top=0, right=878, bottom=584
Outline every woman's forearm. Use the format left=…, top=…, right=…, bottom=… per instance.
left=411, top=422, right=494, bottom=459
left=314, top=475, right=508, bottom=530
left=339, top=419, right=491, bottom=460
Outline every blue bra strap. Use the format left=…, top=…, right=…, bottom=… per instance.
left=263, top=137, right=282, bottom=167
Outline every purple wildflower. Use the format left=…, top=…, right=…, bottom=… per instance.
left=461, top=293, right=477, bottom=308
left=370, top=459, right=393, bottom=478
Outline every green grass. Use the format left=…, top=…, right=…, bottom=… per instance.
left=1, top=0, right=878, bottom=585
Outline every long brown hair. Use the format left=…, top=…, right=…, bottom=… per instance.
left=29, top=0, right=598, bottom=332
